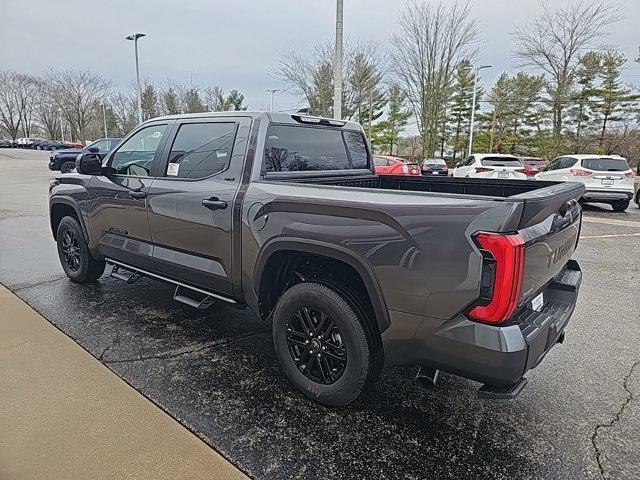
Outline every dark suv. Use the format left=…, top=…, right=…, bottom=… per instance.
left=49, top=111, right=584, bottom=406
left=49, top=137, right=121, bottom=173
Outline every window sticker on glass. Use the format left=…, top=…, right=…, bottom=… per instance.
left=167, top=163, right=180, bottom=176
left=152, top=131, right=163, bottom=139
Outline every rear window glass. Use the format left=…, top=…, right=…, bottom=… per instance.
left=582, top=158, right=629, bottom=172
left=424, top=158, right=446, bottom=165
left=264, top=125, right=369, bottom=172
left=481, top=157, right=522, bottom=167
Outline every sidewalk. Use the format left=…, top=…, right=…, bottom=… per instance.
left=0, top=285, right=248, bottom=480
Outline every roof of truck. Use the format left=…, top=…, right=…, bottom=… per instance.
left=147, top=111, right=364, bottom=130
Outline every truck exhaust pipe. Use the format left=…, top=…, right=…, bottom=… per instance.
left=415, top=366, right=440, bottom=390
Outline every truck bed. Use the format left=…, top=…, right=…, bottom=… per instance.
left=283, top=173, right=585, bottom=229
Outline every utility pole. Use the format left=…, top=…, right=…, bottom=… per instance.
left=367, top=86, right=373, bottom=140
left=59, top=113, right=64, bottom=141
left=102, top=103, right=108, bottom=138
left=126, top=33, right=146, bottom=125
left=468, top=65, right=491, bottom=157
left=333, top=0, right=343, bottom=120
left=266, top=89, right=281, bottom=111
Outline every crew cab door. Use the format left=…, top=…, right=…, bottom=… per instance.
left=146, top=116, right=251, bottom=296
left=87, top=122, right=170, bottom=270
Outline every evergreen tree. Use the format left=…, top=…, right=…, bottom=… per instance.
left=163, top=87, right=181, bottom=115
left=183, top=88, right=206, bottom=113
left=140, top=83, right=158, bottom=121
left=567, top=52, right=602, bottom=152
left=372, top=83, right=411, bottom=154
left=447, top=60, right=475, bottom=161
left=590, top=50, right=640, bottom=149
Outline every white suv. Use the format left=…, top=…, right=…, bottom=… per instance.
left=535, top=154, right=635, bottom=211
left=450, top=154, right=527, bottom=180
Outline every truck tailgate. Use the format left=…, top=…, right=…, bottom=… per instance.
left=518, top=196, right=582, bottom=305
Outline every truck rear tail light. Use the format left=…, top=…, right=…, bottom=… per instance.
left=570, top=168, right=592, bottom=176
left=624, top=170, right=636, bottom=178
left=475, top=167, right=492, bottom=173
left=469, top=232, right=525, bottom=324
left=402, top=164, right=409, bottom=174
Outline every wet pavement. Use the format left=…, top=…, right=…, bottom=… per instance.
left=1, top=149, right=639, bottom=479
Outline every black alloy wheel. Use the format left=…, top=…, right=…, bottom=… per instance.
left=60, top=161, right=75, bottom=174
left=60, top=227, right=81, bottom=272
left=285, top=306, right=347, bottom=385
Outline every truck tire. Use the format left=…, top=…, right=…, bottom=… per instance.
left=56, top=216, right=105, bottom=283
left=272, top=282, right=382, bottom=406
left=60, top=161, right=75, bottom=173
left=611, top=199, right=629, bottom=212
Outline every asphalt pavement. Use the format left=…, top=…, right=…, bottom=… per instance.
left=1, top=148, right=638, bottom=480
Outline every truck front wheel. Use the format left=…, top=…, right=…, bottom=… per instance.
left=272, top=282, right=382, bottom=406
left=56, top=216, right=105, bottom=283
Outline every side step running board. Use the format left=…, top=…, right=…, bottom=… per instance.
left=173, top=285, right=216, bottom=310
left=105, top=258, right=237, bottom=308
left=478, top=377, right=528, bottom=400
left=110, top=264, right=140, bottom=284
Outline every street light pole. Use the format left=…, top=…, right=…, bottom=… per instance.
left=102, top=103, right=108, bottom=138
left=333, top=0, right=343, bottom=119
left=126, top=33, right=146, bottom=125
left=266, top=89, right=282, bottom=111
left=468, top=64, right=491, bottom=157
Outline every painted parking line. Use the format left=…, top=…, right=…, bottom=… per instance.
left=582, top=216, right=640, bottom=227
left=580, top=232, right=640, bottom=239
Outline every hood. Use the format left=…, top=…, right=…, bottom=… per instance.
left=53, top=148, right=85, bottom=155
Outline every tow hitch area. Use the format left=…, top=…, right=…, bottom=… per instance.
left=478, top=377, right=528, bottom=400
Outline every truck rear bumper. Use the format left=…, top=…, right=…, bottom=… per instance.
left=382, top=260, right=582, bottom=389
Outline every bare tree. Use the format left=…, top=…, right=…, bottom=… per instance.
left=513, top=1, right=622, bottom=139
left=391, top=0, right=479, bottom=156
left=36, top=80, right=63, bottom=140
left=0, top=71, right=38, bottom=139
left=110, top=91, right=136, bottom=136
left=45, top=69, right=111, bottom=143
left=277, top=39, right=386, bottom=119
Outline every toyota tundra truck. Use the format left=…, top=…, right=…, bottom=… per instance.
left=48, top=111, right=584, bottom=406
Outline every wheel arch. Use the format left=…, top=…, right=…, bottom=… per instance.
left=50, top=198, right=89, bottom=242
left=253, top=238, right=391, bottom=334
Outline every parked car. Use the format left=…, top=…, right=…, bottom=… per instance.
left=0, top=139, right=13, bottom=148
left=373, top=155, right=420, bottom=175
left=421, top=158, right=449, bottom=176
left=41, top=140, right=74, bottom=151
left=29, top=138, right=48, bottom=149
left=635, top=171, right=640, bottom=209
left=450, top=154, right=527, bottom=179
left=535, top=154, right=635, bottom=211
left=49, top=137, right=121, bottom=173
left=50, top=111, right=584, bottom=406
left=519, top=157, right=546, bottom=177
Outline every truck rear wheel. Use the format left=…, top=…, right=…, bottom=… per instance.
left=56, top=216, right=105, bottom=283
left=272, top=282, right=382, bottom=406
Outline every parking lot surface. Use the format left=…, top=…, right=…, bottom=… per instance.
left=1, top=149, right=639, bottom=479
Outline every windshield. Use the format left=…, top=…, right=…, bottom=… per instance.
left=582, top=158, right=629, bottom=172
left=481, top=157, right=522, bottom=167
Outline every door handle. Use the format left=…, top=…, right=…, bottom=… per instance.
left=202, top=197, right=227, bottom=210
left=128, top=190, right=147, bottom=199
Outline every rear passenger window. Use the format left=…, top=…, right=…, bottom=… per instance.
left=264, top=125, right=369, bottom=172
left=166, top=122, right=237, bottom=179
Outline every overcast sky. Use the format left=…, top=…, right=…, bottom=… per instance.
left=2, top=0, right=639, bottom=123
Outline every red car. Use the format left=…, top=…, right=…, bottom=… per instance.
left=373, top=155, right=421, bottom=176
left=519, top=157, right=546, bottom=177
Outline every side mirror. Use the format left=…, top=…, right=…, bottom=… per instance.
left=75, top=153, right=102, bottom=175
left=538, top=165, right=546, bottom=172
left=87, top=146, right=99, bottom=153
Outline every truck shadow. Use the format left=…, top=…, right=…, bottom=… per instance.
left=17, top=275, right=580, bottom=480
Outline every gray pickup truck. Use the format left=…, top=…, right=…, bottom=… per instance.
left=49, top=111, right=584, bottom=406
